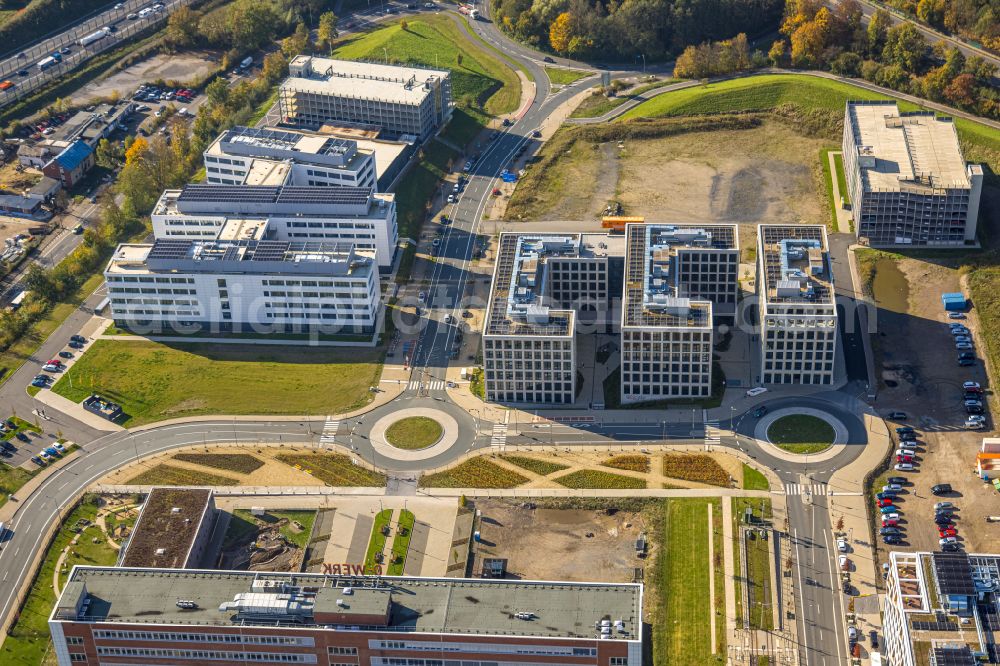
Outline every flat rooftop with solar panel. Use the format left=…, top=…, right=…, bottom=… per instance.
left=882, top=551, right=1000, bottom=666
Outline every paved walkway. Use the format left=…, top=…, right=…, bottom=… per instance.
left=708, top=502, right=718, bottom=654
left=721, top=498, right=737, bottom=651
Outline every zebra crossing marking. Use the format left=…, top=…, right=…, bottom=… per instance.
left=491, top=423, right=508, bottom=448
left=320, top=418, right=340, bottom=444
left=785, top=483, right=830, bottom=497
left=408, top=380, right=445, bottom=391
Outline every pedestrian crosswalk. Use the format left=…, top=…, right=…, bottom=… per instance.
left=491, top=423, right=508, bottom=448
left=407, top=380, right=445, bottom=391
left=704, top=418, right=721, bottom=449
left=785, top=483, right=829, bottom=496
left=320, top=418, right=340, bottom=445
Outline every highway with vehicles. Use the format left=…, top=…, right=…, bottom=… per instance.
left=0, top=4, right=967, bottom=665
left=0, top=0, right=189, bottom=110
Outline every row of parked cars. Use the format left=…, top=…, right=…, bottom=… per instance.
left=32, top=335, right=86, bottom=387
left=132, top=84, right=197, bottom=104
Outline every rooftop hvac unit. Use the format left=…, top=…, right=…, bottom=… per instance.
left=525, top=305, right=550, bottom=325
left=776, top=279, right=801, bottom=298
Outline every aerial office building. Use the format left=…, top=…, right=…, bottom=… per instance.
left=619, top=224, right=736, bottom=404
left=150, top=184, right=398, bottom=268
left=482, top=225, right=738, bottom=405
left=843, top=101, right=983, bottom=247
left=49, top=567, right=643, bottom=666
left=756, top=225, right=837, bottom=386
left=104, top=234, right=380, bottom=334
left=279, top=56, right=452, bottom=139
left=882, top=550, right=1000, bottom=666
left=204, top=125, right=378, bottom=190
left=482, top=234, right=608, bottom=405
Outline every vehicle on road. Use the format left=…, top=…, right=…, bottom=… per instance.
left=887, top=412, right=908, bottom=420
left=752, top=406, right=768, bottom=418
left=447, top=194, right=455, bottom=203
left=746, top=387, right=768, bottom=397
left=931, top=484, right=952, bottom=495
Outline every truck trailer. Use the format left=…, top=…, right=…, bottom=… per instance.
left=79, top=27, right=111, bottom=47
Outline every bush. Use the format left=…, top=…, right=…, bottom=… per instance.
left=420, top=458, right=527, bottom=488
left=662, top=454, right=731, bottom=487
left=601, top=454, right=651, bottom=473
left=554, top=469, right=646, bottom=489
left=173, top=453, right=264, bottom=474
left=501, top=455, right=569, bottom=476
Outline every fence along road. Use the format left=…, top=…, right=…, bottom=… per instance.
left=0, top=0, right=190, bottom=110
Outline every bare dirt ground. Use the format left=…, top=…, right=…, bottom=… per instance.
left=509, top=120, right=828, bottom=224
left=70, top=51, right=219, bottom=104
left=0, top=216, right=36, bottom=244
left=616, top=122, right=827, bottom=224
left=471, top=500, right=651, bottom=583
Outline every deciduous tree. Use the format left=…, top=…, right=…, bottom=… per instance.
left=549, top=12, right=573, bottom=54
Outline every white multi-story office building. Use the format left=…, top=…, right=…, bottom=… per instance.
left=843, top=101, right=983, bottom=247
left=883, top=550, right=1000, bottom=666
left=280, top=56, right=452, bottom=139
left=150, top=184, right=398, bottom=268
left=756, top=225, right=838, bottom=386
left=620, top=224, right=720, bottom=404
left=105, top=235, right=380, bottom=334
left=482, top=234, right=596, bottom=405
left=482, top=225, right=738, bottom=406
left=203, top=126, right=377, bottom=189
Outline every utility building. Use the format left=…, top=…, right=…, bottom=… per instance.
left=843, top=101, right=983, bottom=247
left=756, top=225, right=837, bottom=386
left=279, top=56, right=452, bottom=140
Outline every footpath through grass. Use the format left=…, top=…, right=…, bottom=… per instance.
left=51, top=339, right=383, bottom=426
left=653, top=498, right=725, bottom=665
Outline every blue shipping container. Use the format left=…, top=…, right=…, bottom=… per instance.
left=942, top=292, right=967, bottom=311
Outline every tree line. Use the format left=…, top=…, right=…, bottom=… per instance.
left=668, top=0, right=998, bottom=120
left=491, top=0, right=785, bottom=61
left=885, top=0, right=999, bottom=53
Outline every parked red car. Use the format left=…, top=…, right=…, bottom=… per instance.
left=881, top=519, right=898, bottom=527
left=876, top=498, right=894, bottom=507
left=939, top=528, right=957, bottom=538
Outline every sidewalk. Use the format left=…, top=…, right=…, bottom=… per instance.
left=828, top=414, right=892, bottom=666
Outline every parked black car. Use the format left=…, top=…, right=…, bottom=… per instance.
left=932, top=484, right=953, bottom=495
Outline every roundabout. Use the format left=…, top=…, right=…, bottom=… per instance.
left=368, top=408, right=461, bottom=462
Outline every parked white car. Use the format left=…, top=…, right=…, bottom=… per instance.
left=745, top=387, right=768, bottom=397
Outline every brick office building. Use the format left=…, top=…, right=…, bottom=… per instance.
left=50, top=567, right=643, bottom=666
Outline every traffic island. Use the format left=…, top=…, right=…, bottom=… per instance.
left=385, top=416, right=443, bottom=451
left=766, top=415, right=835, bottom=455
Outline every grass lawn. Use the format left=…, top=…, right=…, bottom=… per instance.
left=50, top=339, right=383, bottom=426
left=570, top=78, right=677, bottom=119
left=126, top=463, right=239, bottom=486
left=619, top=73, right=999, bottom=156
left=0, top=464, right=35, bottom=511
left=833, top=151, right=850, bottom=206
left=767, top=415, right=835, bottom=454
left=1, top=415, right=41, bottom=442
left=545, top=66, right=591, bottom=86
left=741, top=463, right=770, bottom=491
left=388, top=509, right=416, bottom=575
left=499, top=455, right=568, bottom=476
left=419, top=457, right=527, bottom=488
left=653, top=498, right=725, bottom=665
left=0, top=272, right=104, bottom=387
left=469, top=367, right=485, bottom=399
left=364, top=509, right=392, bottom=572
left=171, top=453, right=264, bottom=474
left=733, top=498, right=773, bottom=631
left=394, top=138, right=458, bottom=242
left=231, top=509, right=316, bottom=550
left=276, top=453, right=386, bottom=486
left=819, top=148, right=840, bottom=232
left=333, top=15, right=520, bottom=145
left=554, top=469, right=646, bottom=489
left=2, top=497, right=116, bottom=665
left=385, top=416, right=442, bottom=450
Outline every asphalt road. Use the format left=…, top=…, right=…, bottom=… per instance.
left=0, top=0, right=188, bottom=110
